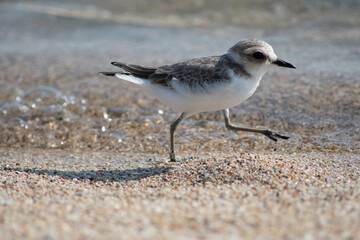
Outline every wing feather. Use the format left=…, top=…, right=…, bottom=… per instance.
left=108, top=56, right=226, bottom=90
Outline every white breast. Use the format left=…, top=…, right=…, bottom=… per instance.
left=151, top=69, right=262, bottom=114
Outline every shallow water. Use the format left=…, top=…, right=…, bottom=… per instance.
left=0, top=0, right=359, bottom=159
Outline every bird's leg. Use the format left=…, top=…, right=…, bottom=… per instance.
left=222, top=109, right=289, bottom=141
left=169, top=112, right=188, bottom=162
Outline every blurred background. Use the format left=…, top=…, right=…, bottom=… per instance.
left=2, top=0, right=360, bottom=28
left=0, top=0, right=359, bottom=155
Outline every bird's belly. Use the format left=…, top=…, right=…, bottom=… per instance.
left=190, top=79, right=258, bottom=112
left=154, top=76, right=260, bottom=114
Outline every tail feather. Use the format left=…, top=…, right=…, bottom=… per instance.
left=99, top=71, right=128, bottom=76
left=111, top=62, right=156, bottom=78
left=114, top=73, right=144, bottom=85
left=100, top=70, right=144, bottom=85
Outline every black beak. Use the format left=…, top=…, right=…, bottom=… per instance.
left=273, top=59, right=296, bottom=69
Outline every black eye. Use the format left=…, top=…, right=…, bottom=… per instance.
left=252, top=52, right=264, bottom=60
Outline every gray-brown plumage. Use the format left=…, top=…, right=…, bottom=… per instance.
left=106, top=54, right=251, bottom=90
left=100, top=39, right=295, bottom=162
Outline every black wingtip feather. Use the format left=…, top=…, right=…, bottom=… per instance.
left=110, top=62, right=157, bottom=78
left=111, top=61, right=124, bottom=68
left=99, top=72, right=117, bottom=76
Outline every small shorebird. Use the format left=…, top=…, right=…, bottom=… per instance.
left=101, top=39, right=295, bottom=161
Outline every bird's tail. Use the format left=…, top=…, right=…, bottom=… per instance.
left=111, top=62, right=157, bottom=78
left=100, top=62, right=158, bottom=85
left=100, top=72, right=120, bottom=76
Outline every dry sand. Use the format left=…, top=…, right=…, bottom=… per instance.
left=0, top=1, right=359, bottom=239
left=1, top=150, right=359, bottom=240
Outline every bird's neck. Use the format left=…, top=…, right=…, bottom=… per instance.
left=218, top=54, right=252, bottom=79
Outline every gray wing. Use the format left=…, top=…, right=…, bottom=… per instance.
left=109, top=56, right=228, bottom=89
left=151, top=56, right=228, bottom=88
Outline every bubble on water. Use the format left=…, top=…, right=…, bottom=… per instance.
left=62, top=95, right=77, bottom=107
left=101, top=126, right=106, bottom=132
left=35, top=105, right=64, bottom=120
left=8, top=117, right=29, bottom=129
left=0, top=102, right=30, bottom=121
left=158, top=109, right=164, bottom=115
left=19, top=86, right=65, bottom=108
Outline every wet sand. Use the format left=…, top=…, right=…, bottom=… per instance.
left=1, top=1, right=360, bottom=239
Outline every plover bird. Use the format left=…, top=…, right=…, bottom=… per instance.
left=101, top=39, right=295, bottom=161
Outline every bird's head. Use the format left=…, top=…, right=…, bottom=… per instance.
left=227, top=39, right=295, bottom=79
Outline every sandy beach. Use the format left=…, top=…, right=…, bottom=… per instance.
left=0, top=1, right=359, bottom=239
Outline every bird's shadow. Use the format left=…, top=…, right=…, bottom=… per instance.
left=3, top=166, right=171, bottom=182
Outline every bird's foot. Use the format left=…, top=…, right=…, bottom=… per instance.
left=262, top=130, right=290, bottom=142
left=169, top=151, right=194, bottom=162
